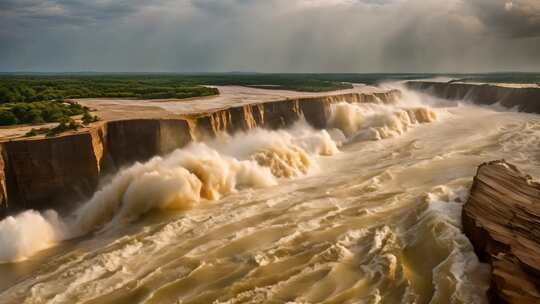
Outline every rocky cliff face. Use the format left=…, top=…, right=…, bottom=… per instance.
left=1, top=128, right=105, bottom=214
left=0, top=90, right=401, bottom=217
left=184, top=91, right=401, bottom=140
left=463, top=160, right=540, bottom=303
left=0, top=145, right=8, bottom=218
left=407, top=81, right=540, bottom=113
left=105, top=119, right=192, bottom=171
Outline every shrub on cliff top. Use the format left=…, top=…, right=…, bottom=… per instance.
left=0, top=110, right=19, bottom=125
left=46, top=118, right=80, bottom=137
left=81, top=109, right=99, bottom=125
left=0, top=101, right=87, bottom=126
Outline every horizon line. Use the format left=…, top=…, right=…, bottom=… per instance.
left=1, top=71, right=540, bottom=75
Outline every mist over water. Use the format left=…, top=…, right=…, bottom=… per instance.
left=2, top=85, right=540, bottom=303
left=0, top=210, right=65, bottom=263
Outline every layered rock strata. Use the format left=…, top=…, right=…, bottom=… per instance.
left=407, top=81, right=540, bottom=113
left=463, top=160, right=540, bottom=303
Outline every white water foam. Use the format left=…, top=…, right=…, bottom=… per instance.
left=0, top=210, right=66, bottom=263
left=328, top=102, right=437, bottom=141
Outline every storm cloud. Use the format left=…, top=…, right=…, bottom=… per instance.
left=0, top=0, right=539, bottom=72
left=468, top=0, right=540, bottom=38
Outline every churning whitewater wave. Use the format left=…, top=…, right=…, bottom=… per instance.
left=328, top=102, right=437, bottom=140
left=407, top=185, right=490, bottom=303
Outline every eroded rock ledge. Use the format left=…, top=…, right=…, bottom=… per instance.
left=463, top=160, right=540, bottom=303
left=407, top=81, right=540, bottom=113
left=0, top=90, right=401, bottom=217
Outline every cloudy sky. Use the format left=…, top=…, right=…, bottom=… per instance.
left=1, top=0, right=539, bottom=72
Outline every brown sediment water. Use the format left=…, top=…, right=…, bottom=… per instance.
left=1, top=84, right=540, bottom=303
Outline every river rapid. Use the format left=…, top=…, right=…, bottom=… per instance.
left=1, top=85, right=540, bottom=304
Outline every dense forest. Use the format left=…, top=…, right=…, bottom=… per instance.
left=0, top=75, right=219, bottom=103
left=0, top=101, right=87, bottom=126
left=0, top=75, right=220, bottom=127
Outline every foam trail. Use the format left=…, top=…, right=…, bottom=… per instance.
left=413, top=186, right=490, bottom=303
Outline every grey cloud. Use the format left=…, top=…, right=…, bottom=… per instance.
left=468, top=0, right=540, bottom=38
left=190, top=0, right=255, bottom=14
left=0, top=0, right=539, bottom=72
left=0, top=0, right=155, bottom=27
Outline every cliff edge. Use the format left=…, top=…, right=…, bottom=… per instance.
left=407, top=81, right=540, bottom=113
left=463, top=160, right=540, bottom=303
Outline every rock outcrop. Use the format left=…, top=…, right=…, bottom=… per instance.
left=0, top=89, right=401, bottom=217
left=407, top=81, right=540, bottom=113
left=463, top=160, right=540, bottom=303
left=105, top=119, right=192, bottom=170
left=1, top=129, right=106, bottom=215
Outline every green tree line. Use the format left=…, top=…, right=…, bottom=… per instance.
left=0, top=101, right=87, bottom=126
left=0, top=76, right=219, bottom=103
